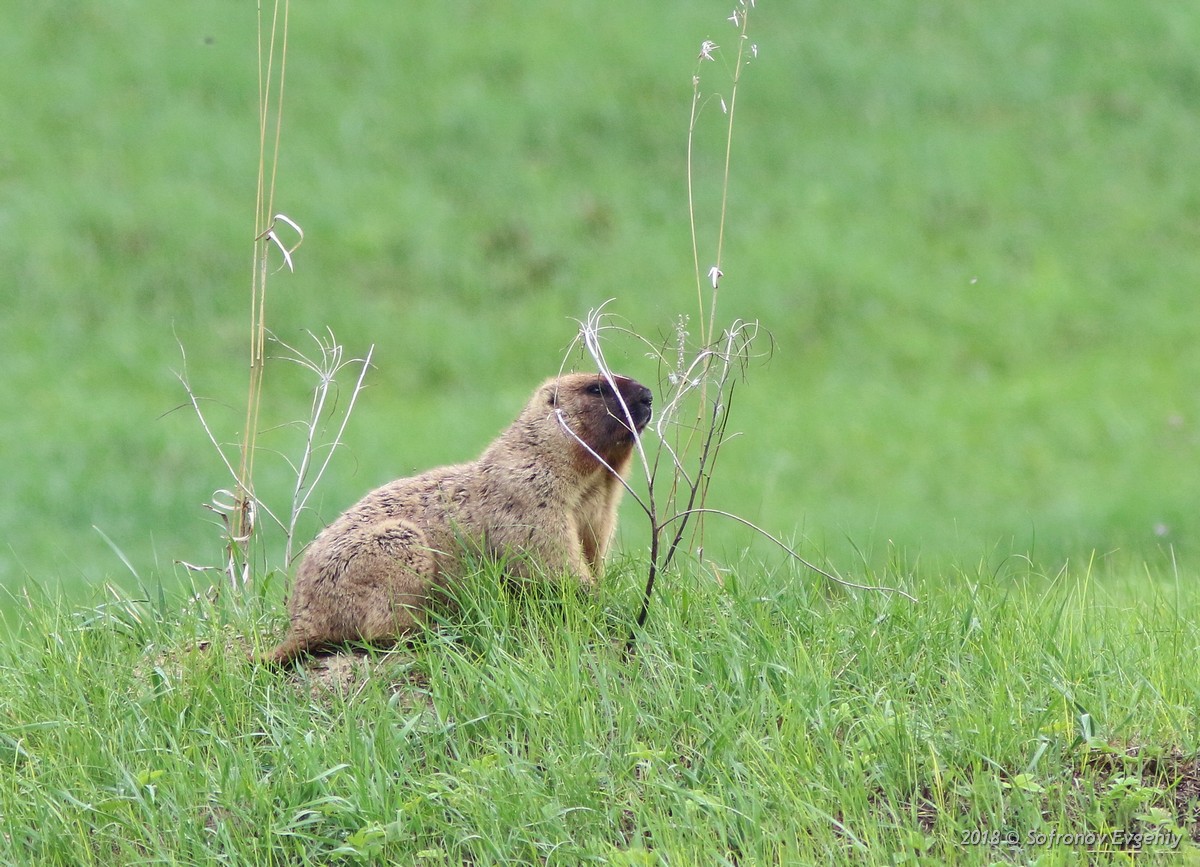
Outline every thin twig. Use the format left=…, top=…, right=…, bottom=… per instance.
left=658, top=508, right=918, bottom=603
left=284, top=337, right=375, bottom=563
left=239, top=0, right=294, bottom=563
left=709, top=6, right=752, bottom=345
left=572, top=4, right=911, bottom=657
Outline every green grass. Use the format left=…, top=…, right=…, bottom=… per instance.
left=1, top=560, right=1197, bottom=864
left=3, top=0, right=1200, bottom=592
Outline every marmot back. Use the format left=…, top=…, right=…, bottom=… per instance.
left=265, top=372, right=653, bottom=665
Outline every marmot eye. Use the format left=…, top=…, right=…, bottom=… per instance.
left=585, top=383, right=604, bottom=396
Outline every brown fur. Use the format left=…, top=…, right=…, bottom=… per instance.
left=265, top=373, right=653, bottom=665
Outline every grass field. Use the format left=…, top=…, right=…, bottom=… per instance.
left=1, top=561, right=1198, bottom=864
left=2, top=0, right=1200, bottom=861
left=4, top=0, right=1200, bottom=589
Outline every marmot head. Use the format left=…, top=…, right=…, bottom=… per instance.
left=541, top=373, right=653, bottom=471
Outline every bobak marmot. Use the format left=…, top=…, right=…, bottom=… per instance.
left=265, top=372, right=653, bottom=666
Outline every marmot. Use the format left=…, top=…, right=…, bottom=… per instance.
left=265, top=372, right=653, bottom=665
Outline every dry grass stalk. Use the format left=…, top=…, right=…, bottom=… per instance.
left=561, top=2, right=913, bottom=647
left=176, top=3, right=374, bottom=589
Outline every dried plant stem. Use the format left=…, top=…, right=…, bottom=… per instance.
left=238, top=0, right=292, bottom=544
left=176, top=331, right=372, bottom=586
left=179, top=3, right=372, bottom=589
left=628, top=378, right=733, bottom=649
left=569, top=305, right=913, bottom=655
left=683, top=4, right=756, bottom=556
left=278, top=333, right=375, bottom=564
left=687, top=79, right=706, bottom=346
left=660, top=509, right=919, bottom=603
left=709, top=7, right=751, bottom=347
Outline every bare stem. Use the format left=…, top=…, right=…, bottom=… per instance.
left=626, top=520, right=661, bottom=655
left=659, top=508, right=918, bottom=603
left=710, top=7, right=751, bottom=346
left=239, top=0, right=292, bottom=552
left=279, top=332, right=375, bottom=564
left=682, top=4, right=756, bottom=555
left=687, top=81, right=706, bottom=346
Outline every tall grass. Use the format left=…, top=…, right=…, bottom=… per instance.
left=242, top=0, right=295, bottom=547
left=172, top=0, right=378, bottom=594
left=562, top=6, right=767, bottom=637
left=564, top=2, right=913, bottom=648
left=0, top=558, right=1195, bottom=863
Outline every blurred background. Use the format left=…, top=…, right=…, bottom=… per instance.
left=3, top=1, right=1199, bottom=601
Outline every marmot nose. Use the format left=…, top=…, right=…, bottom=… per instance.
left=633, top=385, right=653, bottom=425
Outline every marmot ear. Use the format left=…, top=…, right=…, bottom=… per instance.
left=546, top=390, right=558, bottom=408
